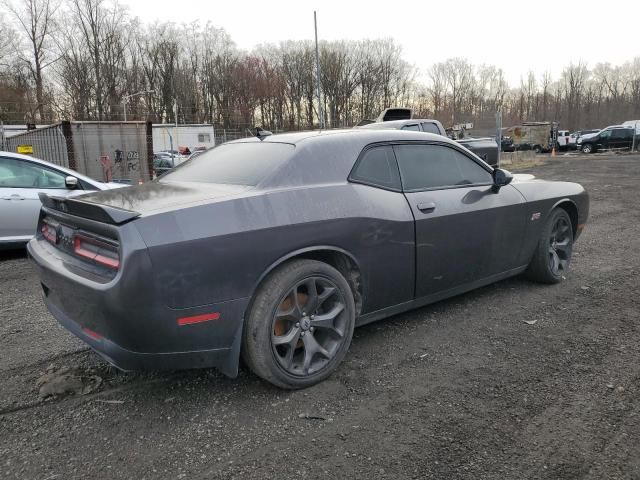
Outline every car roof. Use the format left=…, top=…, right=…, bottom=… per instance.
left=355, top=119, right=441, bottom=130
left=0, top=150, right=103, bottom=186
left=226, top=128, right=451, bottom=147
left=225, top=128, right=468, bottom=190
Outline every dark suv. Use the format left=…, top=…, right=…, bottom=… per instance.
left=578, top=126, right=634, bottom=153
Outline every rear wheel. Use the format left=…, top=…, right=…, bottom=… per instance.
left=526, top=208, right=574, bottom=284
left=242, top=259, right=356, bottom=389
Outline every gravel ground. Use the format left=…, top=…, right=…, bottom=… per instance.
left=1, top=153, right=639, bottom=480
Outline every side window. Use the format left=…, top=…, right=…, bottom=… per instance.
left=198, top=133, right=211, bottom=143
left=612, top=129, right=632, bottom=139
left=394, top=144, right=493, bottom=191
left=421, top=122, right=442, bottom=135
left=0, top=157, right=67, bottom=189
left=600, top=130, right=611, bottom=139
left=401, top=124, right=420, bottom=132
left=349, top=146, right=401, bottom=190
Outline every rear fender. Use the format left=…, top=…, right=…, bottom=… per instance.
left=244, top=245, right=363, bottom=317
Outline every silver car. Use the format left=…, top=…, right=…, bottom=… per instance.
left=0, top=151, right=124, bottom=248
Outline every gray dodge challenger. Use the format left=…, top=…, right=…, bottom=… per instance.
left=27, top=129, right=589, bottom=389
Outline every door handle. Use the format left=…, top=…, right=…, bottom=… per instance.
left=2, top=194, right=26, bottom=200
left=417, top=201, right=436, bottom=213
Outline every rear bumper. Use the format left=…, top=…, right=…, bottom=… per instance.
left=27, top=237, right=248, bottom=377
left=46, top=298, right=236, bottom=371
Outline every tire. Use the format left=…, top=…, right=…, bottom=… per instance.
left=581, top=143, right=593, bottom=153
left=534, top=145, right=542, bottom=154
left=242, top=259, right=356, bottom=389
left=526, top=208, right=574, bottom=284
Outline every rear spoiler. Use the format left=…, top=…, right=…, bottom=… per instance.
left=39, top=193, right=140, bottom=225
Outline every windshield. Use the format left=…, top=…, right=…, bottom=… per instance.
left=160, top=142, right=295, bottom=186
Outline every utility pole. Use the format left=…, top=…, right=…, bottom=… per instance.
left=496, top=110, right=503, bottom=168
left=314, top=11, right=325, bottom=129
left=173, top=99, right=179, bottom=156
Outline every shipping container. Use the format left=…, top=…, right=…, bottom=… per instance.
left=5, top=121, right=153, bottom=184
left=152, top=124, right=215, bottom=153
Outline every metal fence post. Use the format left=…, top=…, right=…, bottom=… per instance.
left=61, top=121, right=76, bottom=171
left=146, top=121, right=154, bottom=181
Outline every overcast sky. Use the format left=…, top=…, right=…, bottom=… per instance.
left=125, top=0, right=639, bottom=85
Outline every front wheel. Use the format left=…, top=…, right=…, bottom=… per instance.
left=242, top=259, right=356, bottom=389
left=526, top=208, right=574, bottom=284
left=581, top=143, right=593, bottom=153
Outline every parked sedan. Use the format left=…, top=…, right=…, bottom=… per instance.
left=28, top=130, right=589, bottom=388
left=152, top=153, right=177, bottom=177
left=0, top=152, right=124, bottom=248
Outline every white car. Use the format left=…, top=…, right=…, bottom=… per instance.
left=0, top=151, right=125, bottom=248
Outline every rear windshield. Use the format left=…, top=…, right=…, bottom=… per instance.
left=160, top=142, right=294, bottom=186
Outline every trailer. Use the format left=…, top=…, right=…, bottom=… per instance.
left=503, top=122, right=558, bottom=153
left=4, top=121, right=153, bottom=184
left=152, top=124, right=215, bottom=153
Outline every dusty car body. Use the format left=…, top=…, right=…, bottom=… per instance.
left=27, top=129, right=589, bottom=388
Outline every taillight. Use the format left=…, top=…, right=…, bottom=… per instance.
left=41, top=219, right=59, bottom=244
left=73, top=233, right=120, bottom=270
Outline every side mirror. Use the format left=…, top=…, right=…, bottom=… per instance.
left=492, top=168, right=513, bottom=192
left=65, top=176, right=79, bottom=189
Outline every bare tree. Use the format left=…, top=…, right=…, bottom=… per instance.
left=4, top=0, right=59, bottom=121
left=562, top=62, right=588, bottom=129
left=442, top=58, right=473, bottom=123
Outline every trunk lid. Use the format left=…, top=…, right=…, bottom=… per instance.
left=63, top=181, right=251, bottom=218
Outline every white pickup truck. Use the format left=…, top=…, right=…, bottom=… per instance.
left=557, top=130, right=571, bottom=150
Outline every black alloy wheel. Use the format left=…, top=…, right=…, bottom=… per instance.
left=526, top=208, right=574, bottom=284
left=242, top=259, right=355, bottom=389
left=271, top=276, right=347, bottom=376
left=548, top=215, right=572, bottom=276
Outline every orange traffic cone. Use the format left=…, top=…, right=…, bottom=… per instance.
left=551, top=146, right=556, bottom=157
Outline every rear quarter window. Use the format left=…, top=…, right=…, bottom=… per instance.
left=349, top=146, right=401, bottom=190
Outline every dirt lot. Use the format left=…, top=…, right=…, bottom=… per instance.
left=1, top=154, right=639, bottom=480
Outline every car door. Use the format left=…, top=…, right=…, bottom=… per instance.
left=394, top=143, right=527, bottom=298
left=611, top=128, right=632, bottom=149
left=0, top=156, right=72, bottom=241
left=596, top=129, right=611, bottom=150
left=348, top=145, right=415, bottom=311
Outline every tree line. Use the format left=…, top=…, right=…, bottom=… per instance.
left=1, top=0, right=639, bottom=133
